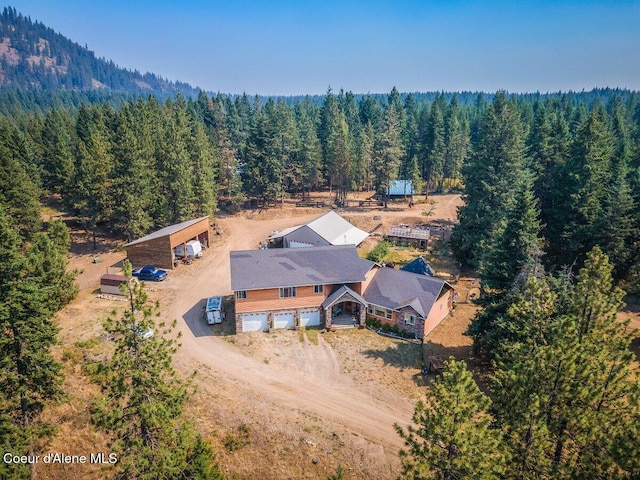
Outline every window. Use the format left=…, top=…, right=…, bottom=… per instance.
left=373, top=306, right=394, bottom=320
left=404, top=313, right=416, bottom=325
left=279, top=287, right=296, bottom=298
left=236, top=290, right=247, bottom=299
left=313, top=284, right=323, bottom=294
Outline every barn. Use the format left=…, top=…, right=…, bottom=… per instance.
left=124, top=216, right=211, bottom=270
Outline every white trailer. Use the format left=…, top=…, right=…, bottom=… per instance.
left=174, top=240, right=203, bottom=259
left=205, top=296, right=224, bottom=324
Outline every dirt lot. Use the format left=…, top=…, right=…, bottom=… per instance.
left=43, top=193, right=473, bottom=480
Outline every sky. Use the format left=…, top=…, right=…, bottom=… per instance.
left=7, top=0, right=640, bottom=95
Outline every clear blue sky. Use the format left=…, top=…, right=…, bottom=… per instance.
left=7, top=1, right=640, bottom=95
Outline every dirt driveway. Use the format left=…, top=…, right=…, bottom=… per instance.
left=57, top=195, right=464, bottom=479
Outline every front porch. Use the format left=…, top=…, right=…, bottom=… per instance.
left=322, top=285, right=367, bottom=330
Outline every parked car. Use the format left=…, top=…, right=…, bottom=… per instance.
left=132, top=265, right=167, bottom=282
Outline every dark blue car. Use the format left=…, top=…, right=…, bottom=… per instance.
left=132, top=265, right=167, bottom=281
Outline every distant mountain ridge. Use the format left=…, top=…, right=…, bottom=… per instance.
left=0, top=6, right=202, bottom=96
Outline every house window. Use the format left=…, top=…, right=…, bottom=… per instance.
left=404, top=313, right=416, bottom=325
left=367, top=307, right=374, bottom=315
left=313, top=285, right=323, bottom=294
left=279, top=287, right=297, bottom=298
left=236, top=290, right=247, bottom=300
left=374, top=306, right=393, bottom=320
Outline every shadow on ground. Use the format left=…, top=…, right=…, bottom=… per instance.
left=182, top=295, right=236, bottom=338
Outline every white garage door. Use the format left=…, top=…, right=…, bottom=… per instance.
left=299, top=310, right=320, bottom=327
left=273, top=312, right=295, bottom=330
left=241, top=313, right=269, bottom=332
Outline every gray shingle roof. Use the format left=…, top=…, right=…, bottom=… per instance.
left=321, top=285, right=368, bottom=309
left=363, top=267, right=448, bottom=318
left=230, top=245, right=375, bottom=291
left=124, top=217, right=209, bottom=247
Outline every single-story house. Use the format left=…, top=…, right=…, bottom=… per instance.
left=230, top=245, right=455, bottom=338
left=268, top=211, right=368, bottom=248
left=124, top=216, right=211, bottom=270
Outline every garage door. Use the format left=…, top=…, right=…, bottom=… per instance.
left=299, top=310, right=320, bottom=327
left=241, top=313, right=268, bottom=332
left=273, top=312, right=295, bottom=330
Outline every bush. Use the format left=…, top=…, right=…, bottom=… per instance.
left=366, top=241, right=392, bottom=263
left=366, top=317, right=382, bottom=329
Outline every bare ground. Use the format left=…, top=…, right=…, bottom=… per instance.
left=42, top=194, right=475, bottom=479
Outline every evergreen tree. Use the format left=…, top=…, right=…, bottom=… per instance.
left=0, top=209, right=77, bottom=479
left=73, top=104, right=114, bottom=249
left=294, top=99, right=322, bottom=199
left=0, top=119, right=42, bottom=238
left=451, top=91, right=528, bottom=267
left=242, top=105, right=283, bottom=206
left=492, top=248, right=640, bottom=478
left=424, top=95, right=447, bottom=192
left=91, top=261, right=224, bottom=480
left=111, top=100, right=156, bottom=240
left=478, top=171, right=542, bottom=292
left=373, top=99, right=403, bottom=206
left=562, top=103, right=614, bottom=267
left=395, top=358, right=505, bottom=480
left=442, top=95, right=469, bottom=189
left=40, top=109, right=75, bottom=197
left=158, top=94, right=196, bottom=222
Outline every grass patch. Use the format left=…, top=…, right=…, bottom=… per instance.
left=223, top=423, right=252, bottom=452
left=298, top=327, right=306, bottom=343
left=306, top=328, right=319, bottom=345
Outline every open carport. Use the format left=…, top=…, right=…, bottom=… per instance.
left=124, top=216, right=211, bottom=269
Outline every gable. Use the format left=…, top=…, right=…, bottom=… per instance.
left=363, top=267, right=447, bottom=318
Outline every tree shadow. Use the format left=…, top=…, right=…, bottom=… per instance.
left=362, top=336, right=490, bottom=392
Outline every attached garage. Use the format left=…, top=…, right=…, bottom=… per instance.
left=125, top=217, right=211, bottom=270
left=299, top=310, right=320, bottom=327
left=241, top=313, right=269, bottom=332
left=273, top=312, right=295, bottom=329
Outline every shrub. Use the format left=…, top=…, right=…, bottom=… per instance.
left=366, top=241, right=392, bottom=263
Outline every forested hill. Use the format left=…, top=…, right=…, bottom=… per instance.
left=0, top=7, right=201, bottom=96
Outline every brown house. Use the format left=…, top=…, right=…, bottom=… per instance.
left=230, top=245, right=455, bottom=337
left=125, top=217, right=210, bottom=270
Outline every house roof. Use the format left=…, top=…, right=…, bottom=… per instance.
left=268, top=211, right=368, bottom=246
left=321, top=285, right=368, bottom=310
left=401, top=257, right=435, bottom=276
left=363, top=267, right=450, bottom=318
left=230, top=245, right=375, bottom=291
left=124, top=217, right=209, bottom=247
left=305, top=211, right=369, bottom=246
left=387, top=180, right=415, bottom=196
